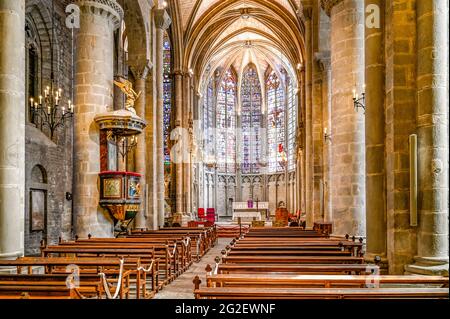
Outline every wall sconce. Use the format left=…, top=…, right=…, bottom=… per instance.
left=324, top=128, right=332, bottom=142
left=66, top=192, right=73, bottom=201
left=353, top=84, right=366, bottom=112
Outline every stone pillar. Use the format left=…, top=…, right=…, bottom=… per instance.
left=130, top=62, right=151, bottom=229
left=174, top=71, right=184, bottom=214
left=73, top=0, right=122, bottom=238
left=316, top=52, right=332, bottom=224
left=312, top=63, right=324, bottom=223
left=302, top=7, right=314, bottom=229
left=155, top=8, right=171, bottom=227
left=364, top=0, right=387, bottom=266
left=145, top=70, right=157, bottom=230
left=299, top=70, right=307, bottom=216
left=183, top=74, right=192, bottom=215
left=405, top=0, right=449, bottom=276
left=323, top=0, right=365, bottom=237
left=0, top=0, right=25, bottom=260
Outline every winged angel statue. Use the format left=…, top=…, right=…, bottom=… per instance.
left=114, top=78, right=141, bottom=114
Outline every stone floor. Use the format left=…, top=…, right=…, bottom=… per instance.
left=154, top=238, right=229, bottom=299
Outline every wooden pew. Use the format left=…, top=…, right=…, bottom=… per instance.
left=0, top=257, right=131, bottom=299
left=193, top=287, right=449, bottom=299
left=232, top=238, right=363, bottom=256
left=196, top=227, right=449, bottom=300
left=221, top=255, right=364, bottom=264
left=226, top=250, right=353, bottom=257
left=42, top=244, right=167, bottom=290
left=68, top=238, right=187, bottom=283
left=199, top=274, right=449, bottom=289
left=213, top=263, right=375, bottom=275
left=126, top=233, right=205, bottom=265
left=0, top=283, right=92, bottom=299
left=159, top=227, right=217, bottom=247
left=131, top=227, right=216, bottom=255
left=76, top=237, right=193, bottom=270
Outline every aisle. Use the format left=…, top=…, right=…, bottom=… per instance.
left=154, top=238, right=229, bottom=299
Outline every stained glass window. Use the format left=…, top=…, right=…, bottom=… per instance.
left=163, top=31, right=172, bottom=164
left=266, top=70, right=286, bottom=173
left=216, top=69, right=236, bottom=173
left=240, top=64, right=262, bottom=174
left=287, top=76, right=297, bottom=171
left=203, top=78, right=215, bottom=164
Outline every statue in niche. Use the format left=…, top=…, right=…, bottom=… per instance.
left=114, top=78, right=141, bottom=114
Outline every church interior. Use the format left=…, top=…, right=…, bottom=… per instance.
left=0, top=0, right=449, bottom=300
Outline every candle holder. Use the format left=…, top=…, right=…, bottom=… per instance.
left=324, top=128, right=332, bottom=142
left=106, top=130, right=139, bottom=161
left=353, top=86, right=366, bottom=113
left=29, top=87, right=74, bottom=140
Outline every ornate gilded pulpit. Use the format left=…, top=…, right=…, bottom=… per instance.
left=94, top=108, right=147, bottom=234
left=99, top=171, right=142, bottom=221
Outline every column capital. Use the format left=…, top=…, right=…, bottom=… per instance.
left=314, top=51, right=331, bottom=71
left=320, top=0, right=343, bottom=17
left=298, top=6, right=313, bottom=23
left=154, top=8, right=172, bottom=30
left=129, top=60, right=152, bottom=80
left=173, top=69, right=185, bottom=77
left=72, top=0, right=123, bottom=30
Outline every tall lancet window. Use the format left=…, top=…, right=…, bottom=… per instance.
left=217, top=69, right=236, bottom=173
left=163, top=31, right=172, bottom=164
left=266, top=70, right=286, bottom=173
left=287, top=76, right=297, bottom=171
left=241, top=64, right=262, bottom=174
left=203, top=78, right=215, bottom=163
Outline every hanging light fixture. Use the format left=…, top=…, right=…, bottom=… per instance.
left=29, top=0, right=73, bottom=140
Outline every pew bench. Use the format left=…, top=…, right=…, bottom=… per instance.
left=221, top=256, right=365, bottom=264
left=0, top=283, right=93, bottom=299
left=193, top=287, right=449, bottom=299
left=200, top=274, right=449, bottom=289
left=0, top=257, right=132, bottom=299
left=213, top=264, right=374, bottom=275
left=56, top=241, right=180, bottom=281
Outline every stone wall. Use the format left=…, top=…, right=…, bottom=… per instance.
left=203, top=172, right=297, bottom=217
left=24, top=0, right=74, bottom=255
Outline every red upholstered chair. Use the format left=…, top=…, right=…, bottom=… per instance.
left=206, top=208, right=216, bottom=223
left=198, top=208, right=205, bottom=220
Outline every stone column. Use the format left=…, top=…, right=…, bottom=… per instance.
left=322, top=0, right=365, bottom=237
left=364, top=0, right=387, bottom=265
left=73, top=0, right=122, bottom=238
left=130, top=62, right=151, bottom=229
left=316, top=52, right=332, bottom=224
left=302, top=7, right=314, bottom=229
left=312, top=62, right=324, bottom=223
left=155, top=8, right=171, bottom=227
left=183, top=74, right=192, bottom=215
left=298, top=70, right=307, bottom=216
left=0, top=0, right=25, bottom=260
left=174, top=71, right=184, bottom=214
left=145, top=71, right=157, bottom=229
left=405, top=0, right=449, bottom=276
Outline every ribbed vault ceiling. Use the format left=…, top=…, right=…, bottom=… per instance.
left=173, top=0, right=305, bottom=95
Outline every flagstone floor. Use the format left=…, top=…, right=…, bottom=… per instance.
left=153, top=238, right=229, bottom=299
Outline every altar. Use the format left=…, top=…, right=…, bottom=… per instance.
left=232, top=201, right=270, bottom=223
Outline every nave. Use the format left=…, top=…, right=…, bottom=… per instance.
left=0, top=0, right=449, bottom=302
